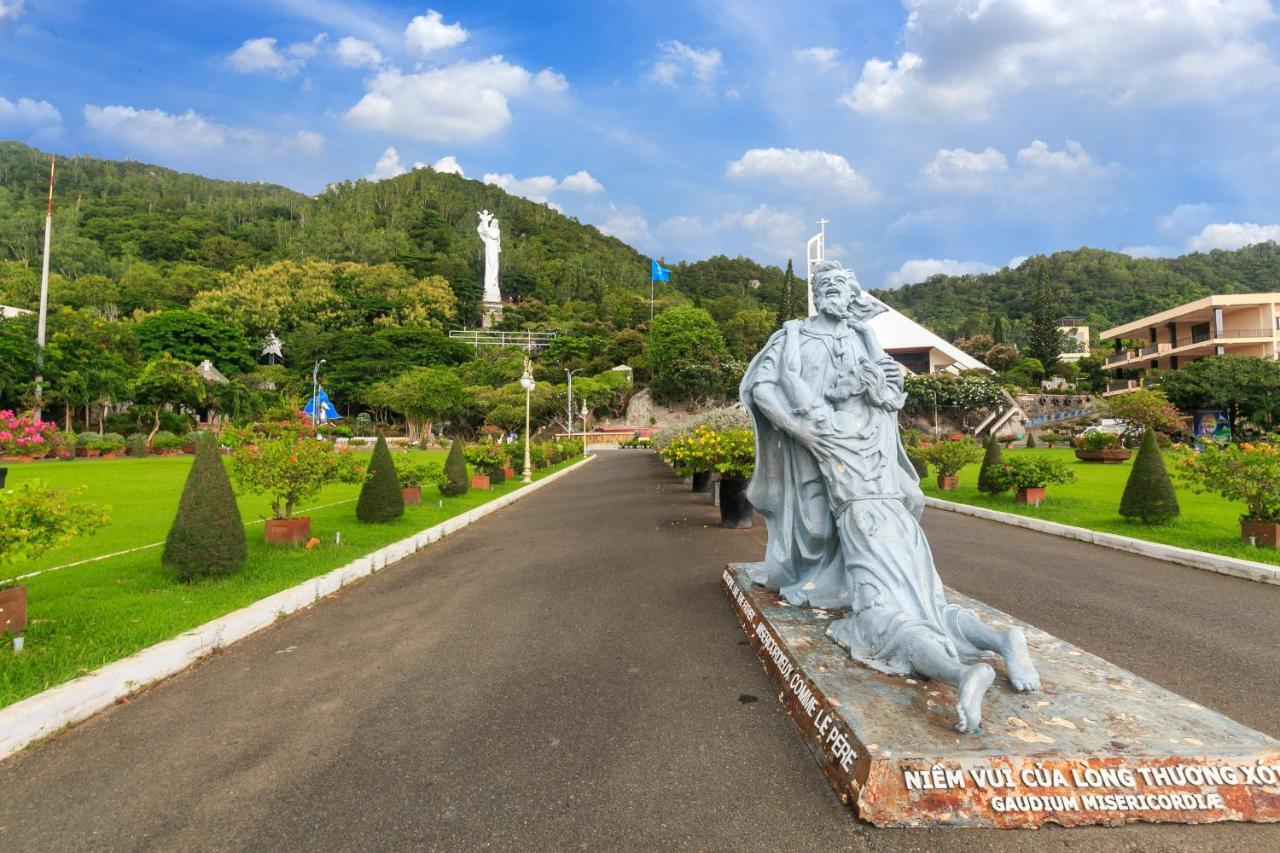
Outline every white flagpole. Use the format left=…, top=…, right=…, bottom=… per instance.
left=34, top=155, right=55, bottom=420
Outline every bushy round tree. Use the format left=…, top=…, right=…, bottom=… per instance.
left=977, top=434, right=1005, bottom=494
left=163, top=431, right=247, bottom=581
left=440, top=437, right=470, bottom=497
left=1119, top=429, right=1180, bottom=524
left=356, top=433, right=404, bottom=523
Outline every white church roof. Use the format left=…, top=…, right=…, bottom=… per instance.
left=867, top=306, right=991, bottom=372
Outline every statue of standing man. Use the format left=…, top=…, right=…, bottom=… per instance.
left=477, top=210, right=502, bottom=326
left=739, top=259, right=1040, bottom=734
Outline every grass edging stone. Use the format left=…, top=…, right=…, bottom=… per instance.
left=0, top=455, right=596, bottom=762
left=924, top=496, right=1280, bottom=587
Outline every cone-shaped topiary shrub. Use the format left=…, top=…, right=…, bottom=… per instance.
left=440, top=437, right=470, bottom=497
left=356, top=433, right=404, bottom=523
left=1025, top=432, right=1037, bottom=448
left=163, top=431, right=247, bottom=582
left=1119, top=429, right=1180, bottom=524
left=977, top=433, right=1005, bottom=494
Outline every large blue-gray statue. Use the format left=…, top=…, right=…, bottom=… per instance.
left=740, top=259, right=1040, bottom=734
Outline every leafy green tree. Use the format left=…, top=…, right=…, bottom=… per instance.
left=1161, top=355, right=1280, bottom=433
left=136, top=310, right=253, bottom=373
left=723, top=308, right=775, bottom=358
left=992, top=315, right=1007, bottom=344
left=163, top=431, right=247, bottom=581
left=1119, top=429, right=1180, bottom=524
left=1, top=482, right=109, bottom=565
left=649, top=306, right=729, bottom=403
left=388, top=366, right=465, bottom=445
left=440, top=437, right=469, bottom=496
left=1025, top=263, right=1063, bottom=370
left=356, top=433, right=405, bottom=523
left=775, top=259, right=801, bottom=327
left=977, top=434, right=1005, bottom=493
left=131, top=353, right=202, bottom=445
left=0, top=314, right=36, bottom=408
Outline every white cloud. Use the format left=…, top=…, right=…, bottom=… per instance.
left=345, top=57, right=563, bottom=142
left=1157, top=202, right=1220, bottom=235
left=651, top=40, right=722, bottom=87
left=795, top=46, right=839, bottom=71
left=482, top=172, right=559, bottom=203
left=534, top=69, right=569, bottom=93
left=919, top=139, right=1105, bottom=195
left=919, top=146, right=1008, bottom=191
left=404, top=9, right=468, bottom=57
left=431, top=155, right=464, bottom=177
left=1186, top=222, right=1280, bottom=252
left=367, top=146, right=407, bottom=180
left=885, top=258, right=996, bottom=288
left=656, top=205, right=806, bottom=264
left=228, top=37, right=306, bottom=78
left=0, top=95, right=62, bottom=132
left=594, top=203, right=652, bottom=247
left=558, top=170, right=604, bottom=194
left=843, top=0, right=1280, bottom=118
left=1006, top=256, right=1028, bottom=270
left=334, top=36, right=384, bottom=68
left=289, top=34, right=328, bottom=60
left=0, top=1, right=22, bottom=26
left=726, top=147, right=879, bottom=202
left=84, top=104, right=323, bottom=158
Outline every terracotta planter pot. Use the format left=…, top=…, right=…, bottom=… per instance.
left=471, top=473, right=491, bottom=490
left=1015, top=486, right=1046, bottom=506
left=74, top=447, right=88, bottom=457
left=100, top=451, right=122, bottom=460
left=0, top=585, right=28, bottom=635
left=264, top=517, right=311, bottom=545
left=936, top=474, right=958, bottom=490
left=502, top=466, right=516, bottom=480
left=1074, top=449, right=1131, bottom=464
left=1241, top=521, right=1280, bottom=548
left=401, top=485, right=422, bottom=505
left=182, top=444, right=196, bottom=454
left=0, top=455, right=34, bottom=463
left=83, top=448, right=101, bottom=458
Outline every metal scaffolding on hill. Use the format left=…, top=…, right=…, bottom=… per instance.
left=448, top=329, right=559, bottom=351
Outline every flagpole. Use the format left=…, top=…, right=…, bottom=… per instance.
left=34, top=155, right=55, bottom=420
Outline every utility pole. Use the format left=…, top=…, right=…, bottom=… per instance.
left=34, top=156, right=54, bottom=419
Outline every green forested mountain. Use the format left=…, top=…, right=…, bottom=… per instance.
left=873, top=243, right=1280, bottom=342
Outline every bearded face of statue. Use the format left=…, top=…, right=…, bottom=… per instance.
left=813, top=269, right=856, bottom=320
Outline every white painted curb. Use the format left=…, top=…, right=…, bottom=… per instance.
left=925, top=496, right=1280, bottom=587
left=0, top=455, right=596, bottom=762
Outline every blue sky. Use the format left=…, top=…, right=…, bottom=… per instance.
left=2, top=1, right=1280, bottom=288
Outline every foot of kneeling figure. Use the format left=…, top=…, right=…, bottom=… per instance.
left=828, top=610, right=1041, bottom=734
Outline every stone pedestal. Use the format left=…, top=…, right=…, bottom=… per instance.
left=481, top=301, right=503, bottom=329
left=722, top=564, right=1280, bottom=828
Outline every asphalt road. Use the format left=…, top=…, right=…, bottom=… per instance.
left=1, top=451, right=1278, bottom=851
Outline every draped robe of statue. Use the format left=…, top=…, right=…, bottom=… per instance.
left=740, top=304, right=983, bottom=676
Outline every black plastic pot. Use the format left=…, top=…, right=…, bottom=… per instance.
left=691, top=470, right=713, bottom=493
left=718, top=477, right=753, bottom=528
left=0, top=467, right=6, bottom=489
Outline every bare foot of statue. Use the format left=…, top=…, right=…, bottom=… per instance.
left=954, top=663, right=995, bottom=734
left=1001, top=627, right=1041, bottom=692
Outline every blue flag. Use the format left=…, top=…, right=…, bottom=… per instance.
left=650, top=259, right=670, bottom=282
left=304, top=386, right=341, bottom=423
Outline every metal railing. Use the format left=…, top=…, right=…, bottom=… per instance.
left=448, top=329, right=559, bottom=350
left=1106, top=351, right=1131, bottom=365
left=1106, top=380, right=1138, bottom=394
left=1138, top=342, right=1171, bottom=357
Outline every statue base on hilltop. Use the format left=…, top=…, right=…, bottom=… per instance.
left=481, top=301, right=503, bottom=329
left=722, top=564, right=1280, bottom=828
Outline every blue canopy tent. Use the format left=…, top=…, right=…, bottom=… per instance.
left=304, top=386, right=341, bottom=423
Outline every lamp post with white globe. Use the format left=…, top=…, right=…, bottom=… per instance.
left=520, top=358, right=536, bottom=483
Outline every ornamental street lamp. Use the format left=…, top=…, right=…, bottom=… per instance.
left=580, top=400, right=589, bottom=457
left=520, top=358, right=535, bottom=484
left=565, top=367, right=583, bottom=448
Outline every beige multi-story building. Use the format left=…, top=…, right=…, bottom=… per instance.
left=1099, top=293, right=1280, bottom=393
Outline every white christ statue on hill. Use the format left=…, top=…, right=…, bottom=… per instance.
left=478, top=210, right=502, bottom=306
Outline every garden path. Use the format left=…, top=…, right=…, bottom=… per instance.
left=1, top=451, right=1277, bottom=850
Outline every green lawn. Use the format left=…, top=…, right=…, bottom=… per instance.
left=919, top=447, right=1278, bottom=567
left=0, top=452, right=579, bottom=709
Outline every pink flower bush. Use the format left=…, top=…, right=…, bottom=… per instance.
left=0, top=410, right=57, bottom=457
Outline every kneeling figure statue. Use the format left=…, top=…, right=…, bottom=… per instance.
left=740, top=259, right=1039, bottom=734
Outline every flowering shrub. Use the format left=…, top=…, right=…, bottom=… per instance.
left=465, top=441, right=506, bottom=473
left=1178, top=440, right=1280, bottom=524
left=923, top=437, right=983, bottom=477
left=986, top=456, right=1076, bottom=491
left=1, top=481, right=109, bottom=564
left=660, top=425, right=756, bottom=478
left=903, top=375, right=1004, bottom=417
left=1076, top=431, right=1120, bottom=451
left=224, top=420, right=362, bottom=519
left=0, top=411, right=57, bottom=457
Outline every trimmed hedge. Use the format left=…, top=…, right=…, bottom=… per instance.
left=162, top=431, right=247, bottom=581
left=356, top=434, right=405, bottom=523
left=1119, top=430, right=1180, bottom=524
